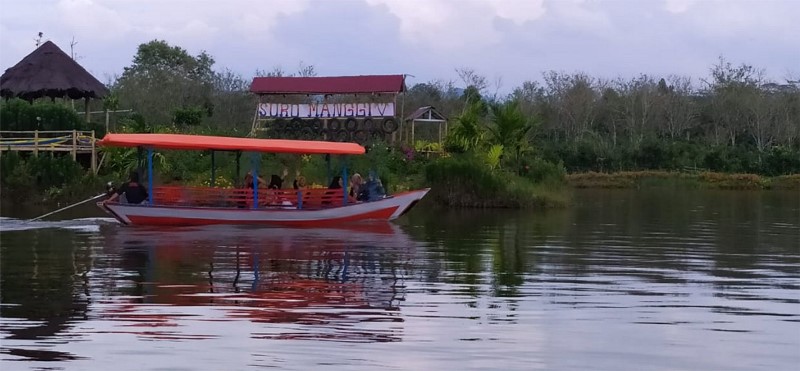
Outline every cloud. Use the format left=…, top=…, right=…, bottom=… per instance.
left=52, top=0, right=312, bottom=48
left=663, top=0, right=697, bottom=14
left=1, top=0, right=797, bottom=92
left=364, top=0, right=546, bottom=49
left=56, top=0, right=133, bottom=41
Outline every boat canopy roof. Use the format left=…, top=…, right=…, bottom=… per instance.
left=99, top=133, right=366, bottom=155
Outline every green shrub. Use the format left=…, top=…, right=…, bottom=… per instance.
left=424, top=154, right=568, bottom=208
left=762, top=146, right=800, bottom=176
left=523, top=157, right=566, bottom=184
left=173, top=106, right=206, bottom=126
left=1, top=152, right=90, bottom=201
left=0, top=99, right=84, bottom=131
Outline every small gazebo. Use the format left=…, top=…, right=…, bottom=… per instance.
left=403, top=106, right=448, bottom=146
left=0, top=41, right=109, bottom=122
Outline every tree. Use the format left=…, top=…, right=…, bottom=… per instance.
left=542, top=71, right=600, bottom=143
left=703, top=57, right=765, bottom=146
left=659, top=75, right=696, bottom=141
left=510, top=81, right=545, bottom=119
left=613, top=74, right=663, bottom=147
left=455, top=67, right=488, bottom=94
left=121, top=40, right=214, bottom=82
left=114, top=40, right=216, bottom=126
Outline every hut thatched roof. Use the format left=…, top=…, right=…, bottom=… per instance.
left=0, top=41, right=109, bottom=101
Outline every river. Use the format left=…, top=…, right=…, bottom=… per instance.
left=1, top=189, right=798, bottom=370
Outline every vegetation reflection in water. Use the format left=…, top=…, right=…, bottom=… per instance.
left=0, top=189, right=798, bottom=370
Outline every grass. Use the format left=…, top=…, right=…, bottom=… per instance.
left=566, top=171, right=800, bottom=190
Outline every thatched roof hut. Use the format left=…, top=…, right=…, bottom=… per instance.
left=0, top=41, right=109, bottom=103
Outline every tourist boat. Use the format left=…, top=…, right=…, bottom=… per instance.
left=97, top=133, right=429, bottom=226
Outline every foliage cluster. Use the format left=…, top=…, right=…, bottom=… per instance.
left=425, top=154, right=567, bottom=208
left=0, top=151, right=108, bottom=203
left=0, top=99, right=105, bottom=135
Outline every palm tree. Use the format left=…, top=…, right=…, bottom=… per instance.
left=447, top=102, right=485, bottom=152
left=487, top=100, right=535, bottom=174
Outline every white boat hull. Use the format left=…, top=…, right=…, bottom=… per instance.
left=100, top=189, right=429, bottom=227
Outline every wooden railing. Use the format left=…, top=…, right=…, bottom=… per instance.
left=152, top=186, right=353, bottom=209
left=0, top=130, right=98, bottom=173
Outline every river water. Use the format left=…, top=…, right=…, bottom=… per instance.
left=1, top=189, right=798, bottom=370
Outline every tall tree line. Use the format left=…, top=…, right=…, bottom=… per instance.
left=108, top=41, right=799, bottom=174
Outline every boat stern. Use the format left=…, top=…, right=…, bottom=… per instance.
left=387, top=188, right=430, bottom=220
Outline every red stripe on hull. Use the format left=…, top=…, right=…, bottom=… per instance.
left=125, top=206, right=400, bottom=227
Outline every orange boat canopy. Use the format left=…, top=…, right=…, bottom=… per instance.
left=99, top=133, right=366, bottom=155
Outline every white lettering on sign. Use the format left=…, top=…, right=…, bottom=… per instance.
left=257, top=103, right=395, bottom=118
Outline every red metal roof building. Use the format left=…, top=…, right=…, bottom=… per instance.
left=250, top=75, right=405, bottom=95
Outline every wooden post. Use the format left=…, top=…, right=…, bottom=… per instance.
left=72, top=129, right=77, bottom=161
left=410, top=119, right=415, bottom=145
left=91, top=130, right=97, bottom=174
left=33, top=130, right=39, bottom=157
left=397, top=91, right=404, bottom=145
left=250, top=95, right=263, bottom=137
left=105, top=109, right=110, bottom=133
left=397, top=121, right=402, bottom=143
left=84, top=98, right=90, bottom=123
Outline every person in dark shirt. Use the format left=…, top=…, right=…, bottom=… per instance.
left=268, top=168, right=289, bottom=189
left=359, top=173, right=386, bottom=202
left=328, top=176, right=343, bottom=189
left=105, top=171, right=149, bottom=204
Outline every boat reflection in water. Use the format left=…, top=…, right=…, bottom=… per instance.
left=99, top=223, right=416, bottom=343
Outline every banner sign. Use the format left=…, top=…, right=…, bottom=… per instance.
left=258, top=102, right=395, bottom=118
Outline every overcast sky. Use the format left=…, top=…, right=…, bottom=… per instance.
left=1, top=0, right=798, bottom=93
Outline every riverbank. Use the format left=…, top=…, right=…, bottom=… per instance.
left=566, top=171, right=800, bottom=190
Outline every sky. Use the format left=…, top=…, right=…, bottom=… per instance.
left=1, top=0, right=798, bottom=93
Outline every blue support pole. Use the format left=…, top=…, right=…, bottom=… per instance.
left=251, top=153, right=259, bottom=209
left=147, top=148, right=154, bottom=206
left=297, top=190, right=303, bottom=210
left=210, top=151, right=216, bottom=187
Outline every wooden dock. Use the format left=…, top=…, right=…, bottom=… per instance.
left=0, top=130, right=98, bottom=174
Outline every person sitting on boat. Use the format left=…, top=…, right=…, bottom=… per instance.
left=322, top=175, right=358, bottom=205
left=349, top=173, right=363, bottom=198
left=267, top=168, right=289, bottom=189
left=328, top=176, right=343, bottom=189
left=293, top=174, right=307, bottom=189
left=104, top=171, right=148, bottom=205
left=244, top=171, right=267, bottom=188
left=358, top=173, right=386, bottom=202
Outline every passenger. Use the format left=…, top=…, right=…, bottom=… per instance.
left=360, top=173, right=386, bottom=202
left=349, top=173, right=363, bottom=199
left=105, top=171, right=149, bottom=205
left=268, top=168, right=289, bottom=189
left=293, top=169, right=307, bottom=189
left=328, top=176, right=343, bottom=189
left=244, top=171, right=267, bottom=188
left=293, top=175, right=307, bottom=189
